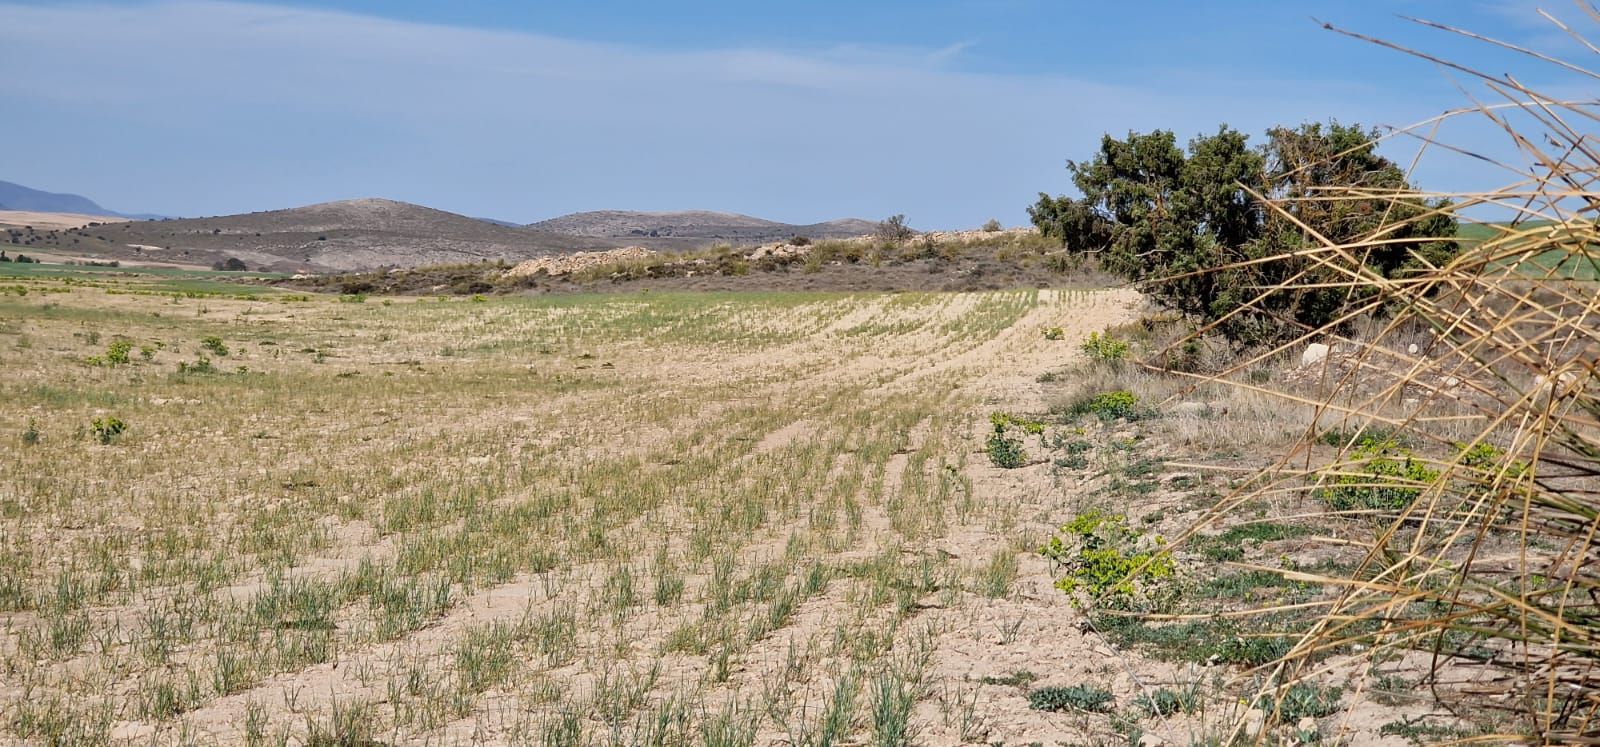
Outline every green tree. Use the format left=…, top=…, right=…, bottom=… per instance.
left=1033, top=122, right=1455, bottom=344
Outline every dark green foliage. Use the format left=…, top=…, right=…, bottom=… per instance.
left=1027, top=684, right=1114, bottom=713
left=986, top=412, right=1039, bottom=469
left=1028, top=195, right=1112, bottom=252
left=211, top=257, right=248, bottom=271
left=1033, top=122, right=1458, bottom=343
left=21, top=418, right=40, bottom=445
left=90, top=416, right=125, bottom=445
left=1259, top=682, right=1342, bottom=723
left=986, top=429, right=1025, bottom=469
left=200, top=336, right=229, bottom=357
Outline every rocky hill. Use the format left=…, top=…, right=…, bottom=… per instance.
left=5, top=199, right=622, bottom=272
left=4, top=198, right=886, bottom=273
left=527, top=210, right=878, bottom=243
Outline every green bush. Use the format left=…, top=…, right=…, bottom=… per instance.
left=105, top=338, right=133, bottom=366
left=1043, top=326, right=1065, bottom=340
left=21, top=418, right=40, bottom=445
left=1032, top=123, right=1457, bottom=344
left=1027, top=684, right=1114, bottom=713
left=200, top=336, right=229, bottom=357
left=1259, top=682, right=1342, bottom=723
left=1041, top=509, right=1173, bottom=603
left=1079, top=331, right=1129, bottom=361
left=90, top=416, right=125, bottom=445
left=1067, top=390, right=1149, bottom=422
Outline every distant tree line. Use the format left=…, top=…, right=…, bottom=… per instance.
left=0, top=251, right=37, bottom=263
left=1030, top=121, right=1457, bottom=344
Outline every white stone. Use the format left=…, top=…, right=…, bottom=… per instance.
left=1301, top=343, right=1330, bottom=367
left=1408, top=343, right=1419, bottom=355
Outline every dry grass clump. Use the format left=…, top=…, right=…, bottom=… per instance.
left=1188, top=12, right=1600, bottom=744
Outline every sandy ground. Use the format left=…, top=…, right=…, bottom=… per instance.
left=0, top=285, right=1442, bottom=745
left=0, top=210, right=128, bottom=230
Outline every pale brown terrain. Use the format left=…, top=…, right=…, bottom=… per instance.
left=0, top=271, right=1453, bottom=745
left=0, top=210, right=128, bottom=231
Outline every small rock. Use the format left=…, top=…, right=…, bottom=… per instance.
left=1297, top=717, right=1319, bottom=733
left=1408, top=343, right=1419, bottom=355
left=1301, top=343, right=1330, bottom=367
left=1139, top=734, right=1168, bottom=747
left=1243, top=707, right=1268, bottom=736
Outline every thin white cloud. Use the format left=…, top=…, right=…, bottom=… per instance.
left=0, top=0, right=1479, bottom=225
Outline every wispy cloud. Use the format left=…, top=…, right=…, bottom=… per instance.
left=0, top=0, right=1471, bottom=225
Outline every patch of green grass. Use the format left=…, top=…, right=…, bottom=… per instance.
left=1191, top=522, right=1313, bottom=562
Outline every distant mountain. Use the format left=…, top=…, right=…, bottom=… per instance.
left=12, top=198, right=620, bottom=272
left=0, top=180, right=120, bottom=216
left=0, top=180, right=167, bottom=220
left=528, top=210, right=878, bottom=243
left=7, top=197, right=888, bottom=273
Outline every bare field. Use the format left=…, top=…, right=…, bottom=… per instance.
left=1, top=278, right=1448, bottom=745
left=0, top=211, right=128, bottom=232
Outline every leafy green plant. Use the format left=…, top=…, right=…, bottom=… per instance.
left=90, top=417, right=125, bottom=445
left=1041, top=509, right=1173, bottom=603
left=1027, top=684, right=1114, bottom=713
left=1259, top=682, right=1342, bottom=723
left=105, top=338, right=133, bottom=366
left=986, top=413, right=1039, bottom=469
left=1066, top=390, right=1150, bottom=422
left=1315, top=439, right=1439, bottom=512
left=1043, top=326, right=1065, bottom=340
left=22, top=418, right=40, bottom=445
left=1079, top=331, right=1129, bottom=361
left=200, top=336, right=229, bottom=357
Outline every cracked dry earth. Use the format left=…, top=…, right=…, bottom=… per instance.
left=0, top=285, right=1272, bottom=746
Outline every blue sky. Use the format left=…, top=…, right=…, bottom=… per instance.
left=0, top=0, right=1583, bottom=226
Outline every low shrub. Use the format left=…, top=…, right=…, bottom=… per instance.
left=200, top=336, right=229, bottom=357
left=986, top=413, right=1043, bottom=469
left=1259, top=682, right=1342, bottom=723
left=90, top=416, right=125, bottom=445
left=1028, top=684, right=1114, bottom=713
left=1065, top=390, right=1151, bottom=422
left=1079, top=331, right=1129, bottom=361
left=1041, top=509, right=1174, bottom=604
